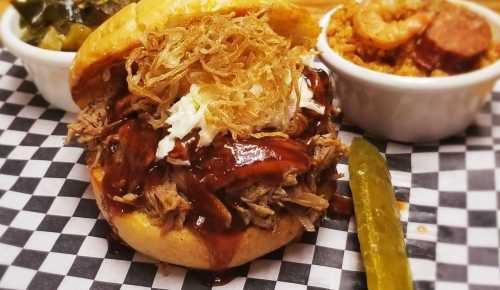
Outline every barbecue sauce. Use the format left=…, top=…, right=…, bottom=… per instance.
left=192, top=136, right=311, bottom=191
left=191, top=265, right=249, bottom=287
left=182, top=135, right=312, bottom=269
left=329, top=193, right=354, bottom=216
left=303, top=67, right=333, bottom=112
left=301, top=67, right=334, bottom=138
left=99, top=67, right=334, bottom=273
left=101, top=119, right=163, bottom=215
left=101, top=129, right=312, bottom=269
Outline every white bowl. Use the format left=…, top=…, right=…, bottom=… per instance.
left=0, top=6, right=79, bottom=113
left=318, top=0, right=500, bottom=143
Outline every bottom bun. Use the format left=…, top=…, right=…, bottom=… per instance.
left=90, top=166, right=307, bottom=269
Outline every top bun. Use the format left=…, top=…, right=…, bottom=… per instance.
left=70, top=0, right=320, bottom=107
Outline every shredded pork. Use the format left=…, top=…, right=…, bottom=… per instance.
left=222, top=129, right=345, bottom=231
left=143, top=182, right=191, bottom=231
left=67, top=12, right=346, bottom=232
left=66, top=99, right=107, bottom=150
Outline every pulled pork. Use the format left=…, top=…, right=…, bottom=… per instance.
left=66, top=99, right=107, bottom=151
left=68, top=98, right=345, bottom=233
left=225, top=131, right=345, bottom=231
left=143, top=182, right=191, bottom=231
left=232, top=183, right=332, bottom=231
left=311, top=133, right=346, bottom=172
left=68, top=101, right=345, bottom=232
left=67, top=11, right=346, bottom=233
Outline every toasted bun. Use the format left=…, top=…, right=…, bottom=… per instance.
left=90, top=166, right=305, bottom=269
left=76, top=0, right=321, bottom=269
left=70, top=0, right=320, bottom=108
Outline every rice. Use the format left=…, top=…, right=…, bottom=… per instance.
left=326, top=0, right=499, bottom=77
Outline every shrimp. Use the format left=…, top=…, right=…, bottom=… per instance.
left=353, top=0, right=435, bottom=50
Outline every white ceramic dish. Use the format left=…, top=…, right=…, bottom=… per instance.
left=318, top=0, right=500, bottom=143
left=0, top=6, right=79, bottom=113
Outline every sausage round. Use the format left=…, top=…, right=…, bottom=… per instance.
left=425, top=5, right=492, bottom=58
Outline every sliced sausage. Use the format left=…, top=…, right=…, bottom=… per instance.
left=413, top=36, right=443, bottom=71
left=413, top=4, right=492, bottom=73
left=425, top=5, right=492, bottom=58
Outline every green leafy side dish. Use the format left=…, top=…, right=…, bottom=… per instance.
left=12, top=0, right=137, bottom=51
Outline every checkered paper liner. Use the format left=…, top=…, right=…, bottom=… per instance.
left=0, top=49, right=498, bottom=290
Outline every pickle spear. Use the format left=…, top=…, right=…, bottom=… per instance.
left=349, top=138, right=413, bottom=290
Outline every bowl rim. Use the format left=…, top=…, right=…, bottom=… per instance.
left=0, top=6, right=75, bottom=67
left=317, top=0, right=500, bottom=90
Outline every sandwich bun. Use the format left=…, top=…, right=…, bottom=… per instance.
left=91, top=166, right=306, bottom=269
left=72, top=0, right=322, bottom=269
left=70, top=0, right=320, bottom=107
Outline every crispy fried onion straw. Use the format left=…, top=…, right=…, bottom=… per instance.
left=126, top=11, right=309, bottom=137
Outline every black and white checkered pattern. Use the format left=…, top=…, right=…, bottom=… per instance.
left=0, top=49, right=498, bottom=290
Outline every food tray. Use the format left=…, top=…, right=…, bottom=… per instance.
left=0, top=49, right=498, bottom=290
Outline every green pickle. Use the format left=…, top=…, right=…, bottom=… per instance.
left=349, top=138, right=413, bottom=290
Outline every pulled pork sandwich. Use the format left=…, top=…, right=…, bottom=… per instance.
left=67, top=0, right=347, bottom=270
